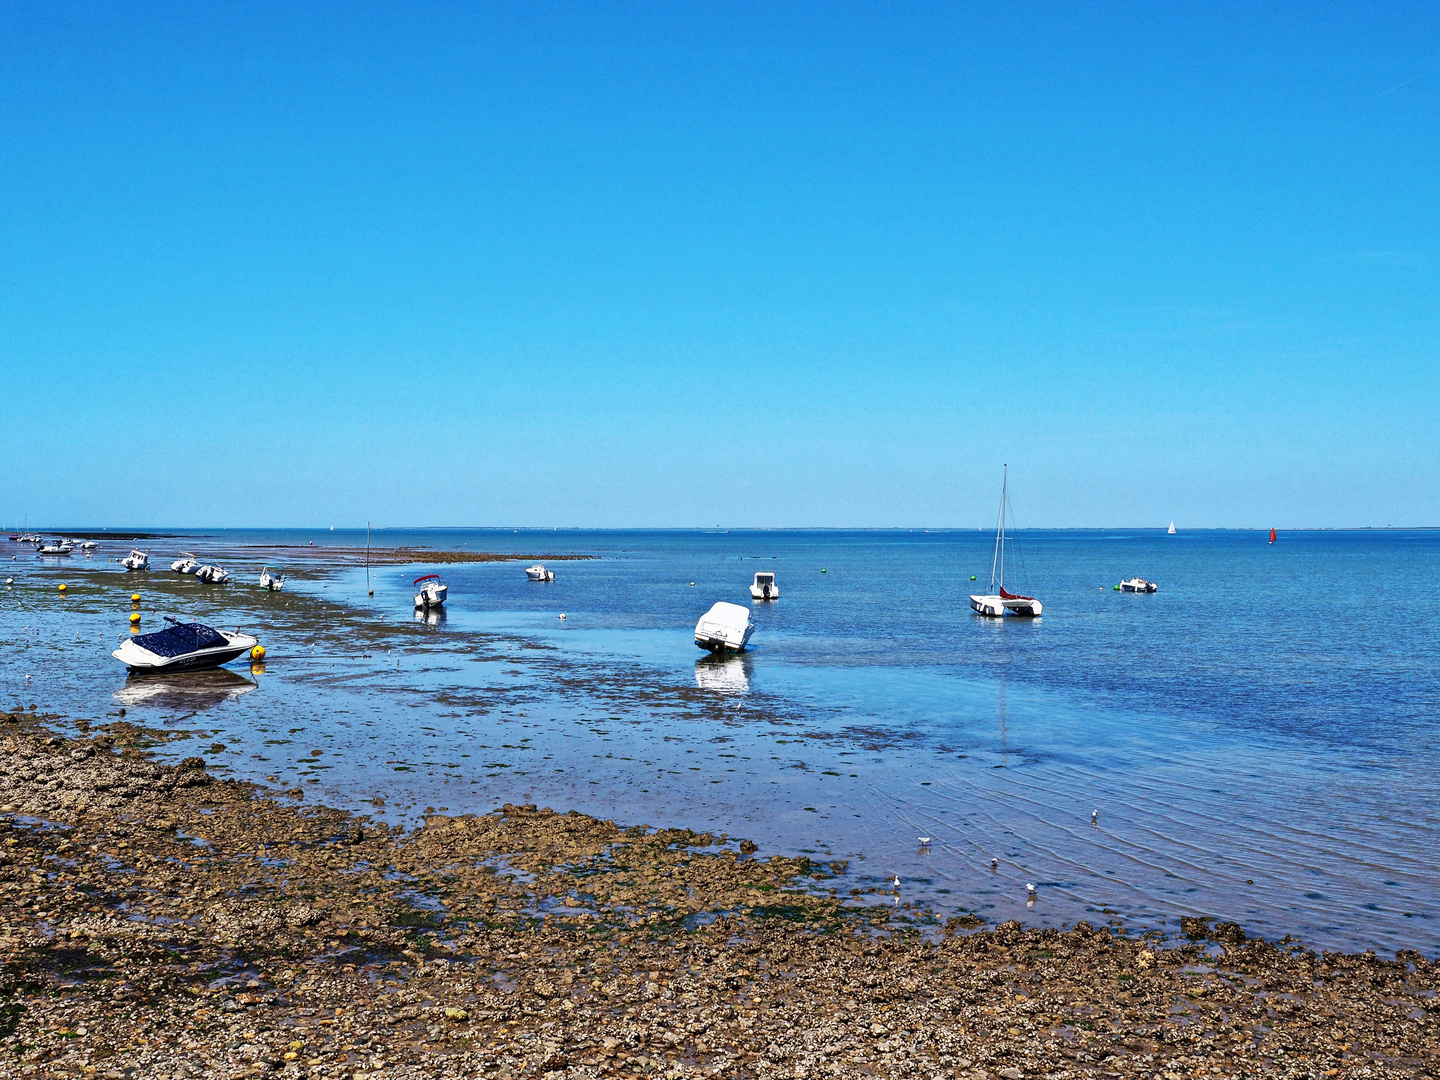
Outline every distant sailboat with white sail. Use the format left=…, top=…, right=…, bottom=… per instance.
left=1168, top=521, right=1176, bottom=535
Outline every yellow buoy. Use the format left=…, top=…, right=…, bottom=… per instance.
left=130, top=593, right=140, bottom=603
left=250, top=644, right=266, bottom=662
left=129, top=612, right=141, bottom=624
left=58, top=584, right=67, bottom=592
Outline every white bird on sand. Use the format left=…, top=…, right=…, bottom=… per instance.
left=917, top=836, right=932, bottom=846
left=892, top=875, right=901, bottom=888
left=1026, top=882, right=1036, bottom=896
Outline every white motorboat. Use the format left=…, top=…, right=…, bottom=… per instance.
left=112, top=617, right=258, bottom=672
left=121, top=549, right=150, bottom=571
left=1119, top=577, right=1158, bottom=593
left=525, top=565, right=556, bottom=582
left=694, top=601, right=755, bottom=652
left=80, top=540, right=98, bottom=550
left=414, top=573, right=448, bottom=609
left=170, top=552, right=201, bottom=574
left=749, top=571, right=779, bottom=600
left=970, top=466, right=1043, bottom=617
left=37, top=540, right=74, bottom=555
left=196, top=564, right=230, bottom=584
left=258, top=566, right=285, bottom=591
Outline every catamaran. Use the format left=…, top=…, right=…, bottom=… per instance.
left=970, top=466, right=1042, bottom=617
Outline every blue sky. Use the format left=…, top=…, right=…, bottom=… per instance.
left=2, top=2, right=1436, bottom=528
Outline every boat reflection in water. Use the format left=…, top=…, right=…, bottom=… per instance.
left=113, top=668, right=258, bottom=711
left=414, top=605, right=447, bottom=627
left=694, top=654, right=750, bottom=695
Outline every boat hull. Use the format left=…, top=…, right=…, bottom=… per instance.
left=111, top=632, right=258, bottom=672
left=749, top=586, right=778, bottom=600
left=694, top=601, right=755, bottom=652
left=970, top=594, right=1042, bottom=617
left=414, top=584, right=448, bottom=608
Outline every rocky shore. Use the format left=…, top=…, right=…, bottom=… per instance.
left=0, top=710, right=1435, bottom=1079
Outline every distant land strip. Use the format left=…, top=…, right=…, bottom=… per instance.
left=266, top=545, right=594, bottom=565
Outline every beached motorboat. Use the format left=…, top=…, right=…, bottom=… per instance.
left=525, top=565, right=556, bottom=582
left=694, top=601, right=755, bottom=652
left=196, top=564, right=230, bottom=584
left=258, top=566, right=285, bottom=591
left=170, top=552, right=201, bottom=574
left=970, top=466, right=1043, bottom=617
left=121, top=549, right=150, bottom=571
left=37, top=540, right=74, bottom=555
left=414, top=573, right=448, bottom=609
left=1119, top=577, right=1158, bottom=593
left=80, top=540, right=98, bottom=551
left=749, top=571, right=779, bottom=600
left=112, top=617, right=258, bottom=672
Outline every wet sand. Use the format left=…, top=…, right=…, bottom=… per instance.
left=1, top=710, right=1435, bottom=1079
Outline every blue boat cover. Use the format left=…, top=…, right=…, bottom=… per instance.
left=133, top=622, right=228, bottom=658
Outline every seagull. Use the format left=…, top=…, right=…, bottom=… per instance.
left=559, top=613, right=567, bottom=620
left=1026, top=882, right=1036, bottom=896
left=917, top=836, right=932, bottom=846
left=990, top=858, right=998, bottom=870
left=1092, top=809, right=1098, bottom=825
left=892, top=875, right=901, bottom=888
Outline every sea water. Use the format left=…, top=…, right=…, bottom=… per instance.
left=1, top=527, right=1435, bottom=954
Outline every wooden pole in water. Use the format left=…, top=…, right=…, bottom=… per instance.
left=367, top=521, right=372, bottom=595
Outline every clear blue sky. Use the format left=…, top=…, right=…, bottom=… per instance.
left=2, top=2, right=1436, bottom=528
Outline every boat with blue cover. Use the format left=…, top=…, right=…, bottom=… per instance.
left=111, top=617, right=258, bottom=672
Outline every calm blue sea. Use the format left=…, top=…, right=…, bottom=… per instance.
left=4, top=527, right=1437, bottom=953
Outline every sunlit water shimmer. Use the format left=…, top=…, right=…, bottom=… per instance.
left=2, top=527, right=1436, bottom=954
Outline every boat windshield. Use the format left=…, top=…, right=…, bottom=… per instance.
left=755, top=574, right=773, bottom=584
left=133, top=623, right=228, bottom=658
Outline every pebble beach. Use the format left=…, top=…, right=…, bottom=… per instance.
left=1, top=709, right=1436, bottom=1079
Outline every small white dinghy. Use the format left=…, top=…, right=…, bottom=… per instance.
left=1119, top=577, right=1158, bottom=593
left=525, top=564, right=556, bottom=582
left=121, top=549, right=150, bottom=571
left=414, top=573, right=448, bottom=609
left=970, top=466, right=1042, bottom=617
left=694, top=601, right=755, bottom=652
left=749, top=571, right=779, bottom=600
left=258, top=566, right=285, bottom=591
left=170, top=552, right=201, bottom=574
left=112, top=617, right=257, bottom=672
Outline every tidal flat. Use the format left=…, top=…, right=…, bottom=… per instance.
left=0, top=712, right=1436, bottom=1079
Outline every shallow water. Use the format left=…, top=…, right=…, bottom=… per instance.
left=1, top=527, right=1436, bottom=954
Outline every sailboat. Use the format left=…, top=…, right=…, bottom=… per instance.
left=970, top=466, right=1042, bottom=617
left=1269, top=527, right=1277, bottom=545
left=1167, top=521, right=1176, bottom=535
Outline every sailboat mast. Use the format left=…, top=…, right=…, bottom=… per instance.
left=999, top=466, right=1007, bottom=589
left=984, top=466, right=1008, bottom=593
